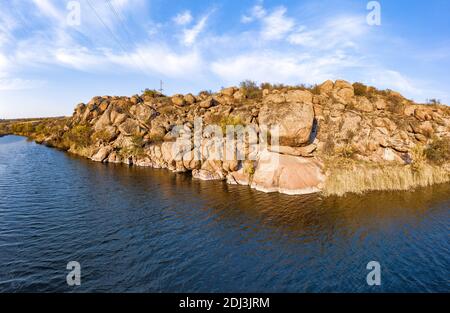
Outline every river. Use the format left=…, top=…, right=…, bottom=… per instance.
left=0, top=135, right=448, bottom=292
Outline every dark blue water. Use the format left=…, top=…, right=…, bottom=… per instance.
left=0, top=135, right=449, bottom=292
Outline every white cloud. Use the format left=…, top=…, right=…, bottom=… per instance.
left=182, top=15, right=209, bottom=46
left=173, top=10, right=193, bottom=26
left=260, top=6, right=294, bottom=40
left=211, top=51, right=356, bottom=85
left=288, top=16, right=367, bottom=50
left=241, top=4, right=266, bottom=23
left=54, top=47, right=110, bottom=71
left=241, top=4, right=294, bottom=41
left=31, top=0, right=65, bottom=23
left=0, top=78, right=45, bottom=91
left=108, top=44, right=204, bottom=78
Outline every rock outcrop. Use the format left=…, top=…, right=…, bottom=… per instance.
left=8, top=80, right=450, bottom=196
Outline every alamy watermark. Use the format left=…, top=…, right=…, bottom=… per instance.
left=66, top=261, right=81, bottom=286
left=367, top=1, right=381, bottom=26
left=66, top=1, right=81, bottom=26
left=366, top=261, right=381, bottom=286
left=164, top=117, right=281, bottom=165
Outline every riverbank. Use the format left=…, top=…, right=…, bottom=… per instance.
left=4, top=80, right=450, bottom=196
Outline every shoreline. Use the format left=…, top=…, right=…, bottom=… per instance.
left=2, top=79, right=449, bottom=196
left=3, top=133, right=449, bottom=197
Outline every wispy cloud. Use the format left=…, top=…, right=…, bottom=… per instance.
left=288, top=16, right=367, bottom=50
left=182, top=14, right=210, bottom=46
left=0, top=0, right=447, bottom=108
left=260, top=6, right=295, bottom=40
left=173, top=10, right=193, bottom=26
left=241, top=4, right=266, bottom=23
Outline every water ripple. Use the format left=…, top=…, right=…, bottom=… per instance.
left=0, top=135, right=449, bottom=292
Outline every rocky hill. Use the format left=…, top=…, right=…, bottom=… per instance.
left=4, top=80, right=450, bottom=196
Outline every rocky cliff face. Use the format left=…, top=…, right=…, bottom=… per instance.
left=8, top=80, right=450, bottom=196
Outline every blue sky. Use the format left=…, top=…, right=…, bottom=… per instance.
left=0, top=0, right=449, bottom=118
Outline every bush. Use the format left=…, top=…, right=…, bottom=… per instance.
left=309, top=84, right=321, bottom=95
left=63, top=125, right=93, bottom=148
left=410, top=145, right=426, bottom=171
left=386, top=93, right=405, bottom=114
left=353, top=82, right=368, bottom=96
left=142, top=89, right=163, bottom=97
left=426, top=98, right=441, bottom=105
left=131, top=133, right=144, bottom=148
left=219, top=115, right=245, bottom=133
left=335, top=144, right=357, bottom=158
left=198, top=90, right=212, bottom=97
left=243, top=160, right=255, bottom=176
left=92, top=129, right=114, bottom=143
left=239, top=80, right=261, bottom=99
left=424, top=137, right=450, bottom=164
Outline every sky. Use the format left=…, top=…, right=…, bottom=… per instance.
left=0, top=0, right=449, bottom=118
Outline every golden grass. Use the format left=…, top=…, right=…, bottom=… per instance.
left=323, top=160, right=450, bottom=196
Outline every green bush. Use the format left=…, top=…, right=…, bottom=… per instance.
left=92, top=129, right=114, bottom=143
left=239, top=80, right=261, bottom=99
left=63, top=125, right=93, bottom=148
left=142, top=88, right=163, bottom=97
left=219, top=115, right=245, bottom=133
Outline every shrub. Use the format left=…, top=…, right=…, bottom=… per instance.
left=353, top=82, right=368, bottom=96
left=426, top=98, right=441, bottom=105
left=148, top=133, right=164, bottom=143
left=335, top=144, right=357, bottom=158
left=219, top=115, right=245, bottom=133
left=243, top=160, right=255, bottom=176
left=131, top=133, right=144, bottom=148
left=309, top=84, right=321, bottom=95
left=239, top=80, right=262, bottom=99
left=63, top=125, right=93, bottom=148
left=410, top=145, right=426, bottom=171
left=386, top=93, right=405, bottom=114
left=198, top=90, right=212, bottom=97
left=92, top=129, right=114, bottom=143
left=260, top=82, right=273, bottom=90
left=142, top=88, right=163, bottom=97
left=424, top=137, right=450, bottom=164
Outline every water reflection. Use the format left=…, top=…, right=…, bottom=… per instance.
left=0, top=136, right=449, bottom=292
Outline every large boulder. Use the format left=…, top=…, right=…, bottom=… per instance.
left=91, top=146, right=112, bottom=162
left=220, top=87, right=237, bottom=97
left=268, top=144, right=317, bottom=157
left=199, top=97, right=217, bottom=109
left=251, top=150, right=325, bottom=195
left=319, top=80, right=334, bottom=94
left=259, top=90, right=315, bottom=147
left=354, top=97, right=374, bottom=112
left=333, top=80, right=354, bottom=103
left=171, top=94, right=186, bottom=107
left=118, top=118, right=140, bottom=136
left=135, top=104, right=158, bottom=123
left=184, top=93, right=196, bottom=105
left=94, top=106, right=113, bottom=131
left=285, top=90, right=313, bottom=103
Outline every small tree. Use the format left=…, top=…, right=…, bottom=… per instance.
left=239, top=80, right=261, bottom=99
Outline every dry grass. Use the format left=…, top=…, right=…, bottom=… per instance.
left=323, top=159, right=450, bottom=196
